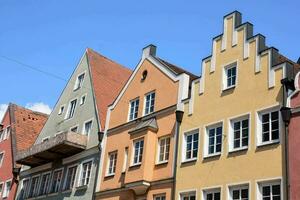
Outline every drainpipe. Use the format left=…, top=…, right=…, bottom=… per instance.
left=280, top=78, right=294, bottom=200
left=172, top=110, right=184, bottom=200
left=92, top=131, right=104, bottom=200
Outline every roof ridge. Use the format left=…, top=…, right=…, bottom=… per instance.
left=9, top=102, right=49, bottom=117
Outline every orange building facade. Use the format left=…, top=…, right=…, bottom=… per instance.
left=95, top=45, right=197, bottom=200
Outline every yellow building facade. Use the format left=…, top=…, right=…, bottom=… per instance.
left=175, top=11, right=297, bottom=200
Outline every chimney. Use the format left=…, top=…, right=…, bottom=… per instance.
left=142, top=44, right=156, bottom=59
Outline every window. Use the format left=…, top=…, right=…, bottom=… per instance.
left=206, top=124, right=222, bottom=156
left=66, top=99, right=77, bottom=119
left=133, top=139, right=144, bottom=165
left=229, top=116, right=249, bottom=151
left=80, top=160, right=92, bottom=186
left=28, top=176, right=40, bottom=198
left=74, top=73, right=85, bottom=90
left=224, top=63, right=237, bottom=89
left=58, top=106, right=64, bottom=115
left=64, top=165, right=77, bottom=190
left=203, top=189, right=221, bottom=200
left=2, top=180, right=11, bottom=198
left=229, top=185, right=249, bottom=200
left=0, top=182, right=3, bottom=198
left=144, top=92, right=155, bottom=115
left=22, top=179, right=30, bottom=198
left=42, top=137, right=50, bottom=142
left=0, top=130, right=3, bottom=141
left=129, top=98, right=139, bottom=121
left=107, top=152, right=117, bottom=175
left=122, top=147, right=128, bottom=173
left=3, top=126, right=10, bottom=140
left=180, top=192, right=196, bottom=200
left=259, top=109, right=280, bottom=145
left=70, top=126, right=78, bottom=133
left=259, top=181, right=281, bottom=200
left=0, top=152, right=4, bottom=167
left=158, top=137, right=170, bottom=163
left=83, top=120, right=92, bottom=135
left=154, top=194, right=166, bottom=200
left=50, top=169, right=63, bottom=193
left=183, top=130, right=199, bottom=161
left=39, top=172, right=51, bottom=195
left=80, top=95, right=86, bottom=105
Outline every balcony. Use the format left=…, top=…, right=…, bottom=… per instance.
left=16, top=131, right=87, bottom=167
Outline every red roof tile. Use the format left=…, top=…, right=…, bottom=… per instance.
left=87, top=48, right=132, bottom=130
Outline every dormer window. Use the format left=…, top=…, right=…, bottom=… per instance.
left=144, top=92, right=155, bottom=115
left=224, top=63, right=237, bottom=90
left=74, top=73, right=85, bottom=91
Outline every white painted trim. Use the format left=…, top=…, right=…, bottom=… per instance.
left=62, top=163, right=79, bottom=191
left=227, top=112, right=251, bottom=153
left=256, top=177, right=283, bottom=200
left=202, top=185, right=222, bottom=200
left=178, top=188, right=198, bottom=200
left=127, top=97, right=140, bottom=122
left=142, top=90, right=156, bottom=116
left=287, top=71, right=300, bottom=107
left=105, top=151, right=118, bottom=176
left=203, top=120, right=224, bottom=158
left=181, top=128, right=200, bottom=163
left=255, top=105, right=282, bottom=147
left=77, top=158, right=94, bottom=187
left=131, top=137, right=144, bottom=166
left=38, top=170, right=52, bottom=195
left=2, top=179, right=12, bottom=198
left=73, top=70, right=87, bottom=91
left=0, top=181, right=4, bottom=197
left=69, top=124, right=79, bottom=133
left=80, top=93, right=87, bottom=105
left=48, top=167, right=64, bottom=194
left=28, top=174, right=41, bottom=197
left=0, top=151, right=4, bottom=167
left=64, top=97, right=78, bottom=120
left=222, top=60, right=238, bottom=91
left=81, top=117, right=94, bottom=137
left=156, top=135, right=171, bottom=164
left=58, top=104, right=65, bottom=115
left=20, top=163, right=52, bottom=177
left=227, top=181, right=250, bottom=200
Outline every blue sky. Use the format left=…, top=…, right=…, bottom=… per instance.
left=1, top=0, right=300, bottom=117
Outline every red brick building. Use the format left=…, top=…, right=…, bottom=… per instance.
left=0, top=103, right=48, bottom=200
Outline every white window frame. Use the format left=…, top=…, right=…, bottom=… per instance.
left=256, top=106, right=281, bottom=147
left=2, top=179, right=12, bottom=198
left=204, top=122, right=223, bottom=158
left=63, top=163, right=78, bottom=191
left=0, top=151, right=4, bottom=167
left=42, top=136, right=50, bottom=142
left=143, top=91, right=155, bottom=116
left=0, top=129, right=4, bottom=142
left=28, top=174, right=40, bottom=198
left=228, top=114, right=250, bottom=152
left=202, top=187, right=221, bottom=200
left=122, top=147, right=128, bottom=173
left=3, top=126, right=11, bottom=140
left=65, top=98, right=78, bottom=120
left=49, top=168, right=64, bottom=194
left=228, top=183, right=249, bottom=200
left=154, top=193, right=166, bottom=200
left=21, top=178, right=30, bottom=199
left=182, top=129, right=199, bottom=163
left=82, top=119, right=93, bottom=136
left=106, top=151, right=118, bottom=176
left=73, top=72, right=85, bottom=91
left=128, top=97, right=140, bottom=121
left=157, top=136, right=171, bottom=164
left=0, top=182, right=4, bottom=198
left=223, top=62, right=237, bottom=90
left=80, top=94, right=87, bottom=105
left=132, top=138, right=144, bottom=166
left=257, top=179, right=282, bottom=200
left=38, top=171, right=52, bottom=196
left=58, top=105, right=65, bottom=115
left=70, top=125, right=79, bottom=133
left=77, top=158, right=93, bottom=187
left=179, top=189, right=197, bottom=200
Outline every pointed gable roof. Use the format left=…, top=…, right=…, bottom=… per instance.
left=7, top=103, right=48, bottom=153
left=86, top=48, right=132, bottom=130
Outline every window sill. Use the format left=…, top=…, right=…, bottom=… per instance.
left=203, top=152, right=221, bottom=159
left=35, top=195, right=47, bottom=199
left=76, top=185, right=88, bottom=191
left=181, top=158, right=197, bottom=164
left=222, top=85, right=236, bottom=92
left=155, top=161, right=168, bottom=166
left=62, top=189, right=72, bottom=194
left=48, top=192, right=59, bottom=196
left=129, top=163, right=141, bottom=168
left=228, top=147, right=248, bottom=154
left=257, top=140, right=280, bottom=148
left=105, top=173, right=115, bottom=178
